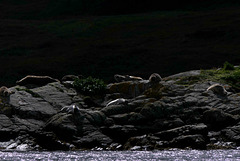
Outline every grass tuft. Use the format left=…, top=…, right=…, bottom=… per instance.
left=73, top=76, right=106, bottom=95
left=176, top=62, right=240, bottom=91
left=223, top=61, right=235, bottom=71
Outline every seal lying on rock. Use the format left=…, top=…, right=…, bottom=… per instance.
left=0, top=86, right=13, bottom=97
left=61, top=75, right=84, bottom=82
left=207, top=84, right=228, bottom=96
left=149, top=73, right=162, bottom=83
left=16, top=75, right=59, bottom=86
left=106, top=98, right=128, bottom=107
left=114, top=74, right=143, bottom=82
left=60, top=104, right=80, bottom=114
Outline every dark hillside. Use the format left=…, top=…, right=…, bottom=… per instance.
left=1, top=0, right=240, bottom=19
left=1, top=1, right=240, bottom=86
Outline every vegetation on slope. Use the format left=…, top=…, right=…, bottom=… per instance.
left=42, top=0, right=240, bottom=17
left=176, top=62, right=240, bottom=91
left=73, top=77, right=106, bottom=95
left=2, top=0, right=240, bottom=19
left=1, top=1, right=240, bottom=86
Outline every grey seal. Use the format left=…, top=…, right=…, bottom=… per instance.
left=207, top=84, right=227, bottom=96
left=16, top=75, right=59, bottom=86
left=114, top=74, right=143, bottom=82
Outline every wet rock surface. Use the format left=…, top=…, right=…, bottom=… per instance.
left=0, top=70, right=240, bottom=151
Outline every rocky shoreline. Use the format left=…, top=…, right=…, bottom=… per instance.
left=0, top=69, right=240, bottom=151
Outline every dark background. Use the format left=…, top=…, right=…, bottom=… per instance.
left=1, top=0, right=240, bottom=86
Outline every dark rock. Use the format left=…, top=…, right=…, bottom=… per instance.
left=181, top=106, right=211, bottom=124
left=170, top=134, right=206, bottom=149
left=154, top=123, right=208, bottom=141
left=83, top=96, right=100, bottom=108
left=44, top=113, right=79, bottom=141
left=203, top=109, right=238, bottom=130
left=84, top=111, right=106, bottom=126
left=0, top=114, right=18, bottom=141
left=140, top=101, right=173, bottom=120
left=33, top=131, right=71, bottom=150
left=13, top=116, right=44, bottom=132
left=32, top=82, right=74, bottom=108
left=229, top=107, right=240, bottom=115
left=9, top=89, right=58, bottom=120
left=101, top=125, right=138, bottom=143
left=110, top=113, right=129, bottom=125
left=104, top=118, right=115, bottom=126
left=74, top=131, right=112, bottom=149
left=222, top=124, right=240, bottom=145
left=101, top=104, right=131, bottom=116
left=128, top=97, right=156, bottom=109
left=167, top=118, right=185, bottom=129
left=128, top=112, right=147, bottom=125
left=0, top=105, right=14, bottom=116
left=164, top=70, right=201, bottom=80
left=123, top=134, right=159, bottom=150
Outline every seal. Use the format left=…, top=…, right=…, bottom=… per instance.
left=114, top=74, right=143, bottom=82
left=16, top=75, right=59, bottom=86
left=207, top=84, right=227, bottom=96
left=149, top=73, right=162, bottom=83
left=106, top=98, right=128, bottom=107
left=0, top=86, right=13, bottom=97
left=61, top=75, right=78, bottom=82
left=61, top=75, right=84, bottom=82
left=60, top=104, right=80, bottom=114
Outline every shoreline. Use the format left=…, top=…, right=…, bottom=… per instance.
left=0, top=65, right=240, bottom=151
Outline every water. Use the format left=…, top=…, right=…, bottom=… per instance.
left=0, top=150, right=240, bottom=161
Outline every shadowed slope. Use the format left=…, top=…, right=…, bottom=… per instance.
left=1, top=1, right=240, bottom=86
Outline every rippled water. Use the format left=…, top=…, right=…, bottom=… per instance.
left=0, top=150, right=240, bottom=161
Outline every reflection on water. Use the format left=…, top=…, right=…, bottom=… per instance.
left=0, top=150, right=240, bottom=161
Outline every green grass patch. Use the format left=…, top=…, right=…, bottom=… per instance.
left=73, top=76, right=106, bottom=95
left=176, top=62, right=240, bottom=91
left=223, top=61, right=235, bottom=70
left=176, top=75, right=202, bottom=86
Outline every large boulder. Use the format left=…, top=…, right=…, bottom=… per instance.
left=170, top=134, right=206, bottom=149
left=44, top=113, right=80, bottom=141
left=101, top=104, right=133, bottom=116
left=222, top=123, right=240, bottom=145
left=154, top=123, right=208, bottom=141
left=74, top=130, right=112, bottom=149
left=101, top=125, right=138, bottom=143
left=123, top=134, right=161, bottom=150
left=0, top=114, right=18, bottom=141
left=203, top=109, right=238, bottom=130
left=140, top=101, right=177, bottom=120
left=31, top=82, right=77, bottom=108
left=9, top=89, right=57, bottom=120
